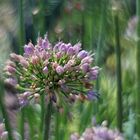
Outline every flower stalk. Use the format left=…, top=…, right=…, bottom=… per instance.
left=136, top=0, right=140, bottom=137
left=114, top=13, right=123, bottom=132
left=43, top=99, right=52, bottom=140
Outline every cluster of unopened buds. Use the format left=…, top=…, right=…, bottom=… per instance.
left=4, top=34, right=99, bottom=107
left=70, top=121, right=124, bottom=140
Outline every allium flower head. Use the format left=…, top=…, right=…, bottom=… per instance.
left=4, top=34, right=99, bottom=106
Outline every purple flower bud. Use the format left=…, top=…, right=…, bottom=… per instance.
left=24, top=43, right=34, bottom=55
left=20, top=59, right=29, bottom=68
left=5, top=60, right=15, bottom=67
left=41, top=51, right=50, bottom=60
left=23, top=92, right=30, bottom=98
left=64, top=60, right=75, bottom=70
left=87, top=90, right=97, bottom=100
left=42, top=37, right=49, bottom=49
left=77, top=50, right=88, bottom=59
left=18, top=96, right=29, bottom=107
left=56, top=52, right=62, bottom=59
left=31, top=56, right=39, bottom=64
left=88, top=66, right=99, bottom=80
left=10, top=53, right=20, bottom=61
left=53, top=42, right=63, bottom=52
left=4, top=78, right=17, bottom=86
left=73, top=42, right=81, bottom=54
left=56, top=66, right=64, bottom=75
left=4, top=65, right=16, bottom=73
left=43, top=66, right=48, bottom=74
left=81, top=56, right=93, bottom=64
left=81, top=63, right=90, bottom=73
left=59, top=43, right=68, bottom=53
left=37, top=37, right=43, bottom=46
left=67, top=47, right=75, bottom=55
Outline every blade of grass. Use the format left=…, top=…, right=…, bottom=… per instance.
left=40, top=93, right=45, bottom=132
left=18, top=0, right=26, bottom=139
left=39, top=0, right=47, bottom=36
left=114, top=13, right=123, bottom=132
left=136, top=0, right=140, bottom=137
left=19, top=0, right=25, bottom=53
left=19, top=108, right=25, bottom=140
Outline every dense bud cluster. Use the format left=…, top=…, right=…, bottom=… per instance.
left=4, top=35, right=99, bottom=106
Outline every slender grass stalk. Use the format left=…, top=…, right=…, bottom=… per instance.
left=40, top=93, right=45, bottom=131
left=20, top=108, right=25, bottom=140
left=39, top=0, right=46, bottom=36
left=81, top=11, right=85, bottom=49
left=19, top=0, right=25, bottom=53
left=95, top=0, right=106, bottom=90
left=43, top=99, right=52, bottom=140
left=0, top=81, right=14, bottom=140
left=114, top=14, right=123, bottom=132
left=93, top=0, right=106, bottom=115
left=19, top=0, right=26, bottom=139
left=79, top=103, right=93, bottom=133
left=136, top=0, right=140, bottom=137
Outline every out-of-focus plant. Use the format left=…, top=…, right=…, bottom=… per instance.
left=136, top=0, right=140, bottom=138
left=70, top=121, right=124, bottom=140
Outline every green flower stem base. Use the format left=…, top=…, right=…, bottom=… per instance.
left=0, top=81, right=13, bottom=140
left=43, top=99, right=52, bottom=140
left=40, top=94, right=45, bottom=132
left=20, top=108, right=25, bottom=140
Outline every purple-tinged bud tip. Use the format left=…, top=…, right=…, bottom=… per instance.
left=77, top=50, right=88, bottom=59
left=43, top=66, right=48, bottom=74
left=24, top=43, right=34, bottom=55
left=56, top=66, right=64, bottom=75
left=87, top=90, right=97, bottom=100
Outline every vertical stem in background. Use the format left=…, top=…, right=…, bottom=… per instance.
left=96, top=0, right=106, bottom=90
left=136, top=0, right=140, bottom=137
left=0, top=81, right=13, bottom=140
left=19, top=0, right=25, bottom=139
left=81, top=11, right=85, bottom=49
left=39, top=0, right=46, bottom=36
left=94, top=0, right=106, bottom=115
left=43, top=100, right=52, bottom=140
left=114, top=14, right=123, bottom=132
left=19, top=0, right=25, bottom=53
left=20, top=108, right=25, bottom=140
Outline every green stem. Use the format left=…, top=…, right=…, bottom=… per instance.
left=39, top=0, right=47, bottom=35
left=94, top=0, right=106, bottom=115
left=114, top=14, right=123, bottom=132
left=19, top=0, right=25, bottom=53
left=136, top=0, right=140, bottom=137
left=43, top=100, right=52, bottom=140
left=19, top=1, right=26, bottom=137
left=40, top=93, right=45, bottom=131
left=20, top=108, right=25, bottom=140
left=55, top=111, right=60, bottom=140
left=0, top=81, right=14, bottom=140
